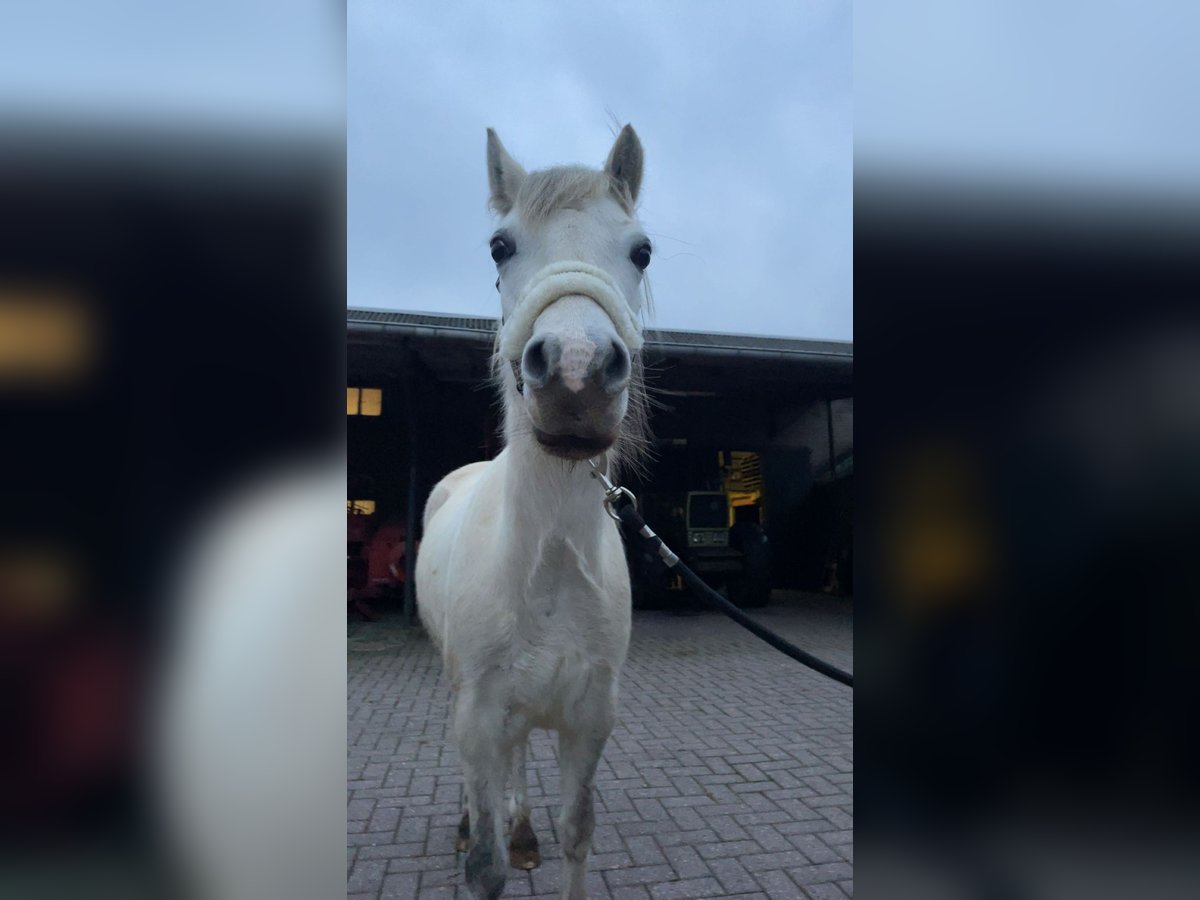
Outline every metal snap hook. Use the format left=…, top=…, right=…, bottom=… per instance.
left=588, top=456, right=636, bottom=522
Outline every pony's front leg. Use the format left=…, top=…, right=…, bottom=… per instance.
left=508, top=738, right=540, bottom=869
left=456, top=782, right=471, bottom=852
left=557, top=722, right=611, bottom=900
left=452, top=691, right=473, bottom=852
left=456, top=700, right=512, bottom=900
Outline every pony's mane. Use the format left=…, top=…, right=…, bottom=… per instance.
left=509, top=165, right=635, bottom=225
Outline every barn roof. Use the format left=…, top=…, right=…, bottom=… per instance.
left=347, top=307, right=852, bottom=395
left=348, top=308, right=850, bottom=357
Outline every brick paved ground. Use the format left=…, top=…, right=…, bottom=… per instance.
left=348, top=592, right=852, bottom=899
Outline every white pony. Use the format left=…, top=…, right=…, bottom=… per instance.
left=416, top=125, right=652, bottom=900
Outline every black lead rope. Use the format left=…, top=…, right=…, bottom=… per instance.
left=592, top=468, right=855, bottom=689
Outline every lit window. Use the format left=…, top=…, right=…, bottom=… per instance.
left=347, top=500, right=376, bottom=515
left=359, top=388, right=382, bottom=416
left=346, top=387, right=383, bottom=416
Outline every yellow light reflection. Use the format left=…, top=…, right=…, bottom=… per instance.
left=0, top=547, right=75, bottom=619
left=0, top=290, right=95, bottom=384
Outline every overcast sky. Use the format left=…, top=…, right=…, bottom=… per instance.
left=348, top=1, right=852, bottom=341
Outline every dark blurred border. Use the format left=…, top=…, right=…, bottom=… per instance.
left=855, top=178, right=1200, bottom=897
left=0, top=120, right=343, bottom=892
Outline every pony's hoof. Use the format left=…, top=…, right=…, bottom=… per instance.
left=509, top=847, right=541, bottom=870
left=508, top=817, right=541, bottom=870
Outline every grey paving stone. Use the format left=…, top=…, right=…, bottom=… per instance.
left=788, top=834, right=843, bottom=865
left=346, top=859, right=387, bottom=894
left=801, top=882, right=851, bottom=900
left=378, top=872, right=420, bottom=899
left=753, top=868, right=801, bottom=898
left=603, top=864, right=678, bottom=888
left=788, top=862, right=854, bottom=886
left=705, top=857, right=761, bottom=895
left=660, top=843, right=709, bottom=880
left=623, top=834, right=669, bottom=867
left=649, top=876, right=725, bottom=898
left=609, top=887, right=653, bottom=900
left=357, top=841, right=425, bottom=861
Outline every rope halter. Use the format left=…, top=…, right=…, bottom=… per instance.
left=498, top=261, right=644, bottom=362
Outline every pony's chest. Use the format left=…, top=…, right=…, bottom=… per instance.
left=507, top=539, right=627, bottom=687
left=515, top=576, right=614, bottom=658
left=521, top=543, right=628, bottom=637
left=508, top=633, right=617, bottom=727
left=520, top=536, right=612, bottom=615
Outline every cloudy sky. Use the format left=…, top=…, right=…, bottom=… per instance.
left=348, top=1, right=852, bottom=341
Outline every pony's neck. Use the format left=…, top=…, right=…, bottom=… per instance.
left=500, top=429, right=609, bottom=557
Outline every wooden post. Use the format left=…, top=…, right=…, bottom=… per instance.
left=826, top=396, right=836, bottom=478
left=403, top=345, right=418, bottom=625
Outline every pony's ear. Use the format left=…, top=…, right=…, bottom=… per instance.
left=604, top=124, right=644, bottom=205
left=486, top=128, right=526, bottom=215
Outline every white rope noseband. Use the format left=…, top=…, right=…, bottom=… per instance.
left=498, top=261, right=644, bottom=361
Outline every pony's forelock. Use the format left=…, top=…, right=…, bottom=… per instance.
left=513, top=166, right=635, bottom=226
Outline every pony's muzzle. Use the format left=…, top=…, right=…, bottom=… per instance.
left=521, top=321, right=630, bottom=459
left=520, top=329, right=630, bottom=396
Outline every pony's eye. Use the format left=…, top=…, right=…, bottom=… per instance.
left=490, top=235, right=514, bottom=264
left=630, top=240, right=652, bottom=271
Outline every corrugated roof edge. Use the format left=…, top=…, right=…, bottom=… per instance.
left=346, top=308, right=852, bottom=358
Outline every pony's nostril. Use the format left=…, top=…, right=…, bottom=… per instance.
left=521, top=336, right=553, bottom=387
left=602, top=340, right=631, bottom=391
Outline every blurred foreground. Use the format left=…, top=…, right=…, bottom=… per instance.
left=0, top=3, right=345, bottom=895
left=856, top=192, right=1200, bottom=898
left=856, top=2, right=1200, bottom=894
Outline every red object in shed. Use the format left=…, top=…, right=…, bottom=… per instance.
left=366, top=521, right=417, bottom=588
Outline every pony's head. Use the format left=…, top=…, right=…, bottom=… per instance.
left=488, top=125, right=651, bottom=464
